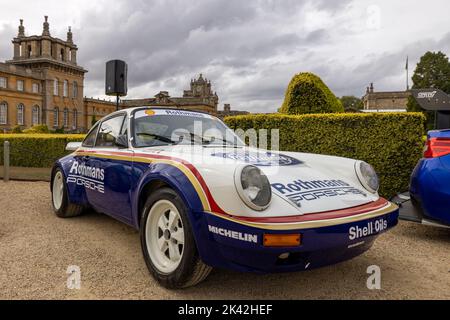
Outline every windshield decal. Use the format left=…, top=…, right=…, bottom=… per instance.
left=135, top=109, right=213, bottom=119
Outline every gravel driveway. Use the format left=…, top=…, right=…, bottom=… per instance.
left=0, top=181, right=449, bottom=300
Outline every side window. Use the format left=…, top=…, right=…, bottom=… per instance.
left=120, top=116, right=128, bottom=136
left=82, top=123, right=99, bottom=147
left=95, top=115, right=125, bottom=147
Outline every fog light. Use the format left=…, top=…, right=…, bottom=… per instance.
left=278, top=253, right=290, bottom=259
left=263, top=234, right=301, bottom=247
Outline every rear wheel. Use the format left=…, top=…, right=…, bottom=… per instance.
left=51, top=169, right=84, bottom=218
left=140, top=187, right=212, bottom=289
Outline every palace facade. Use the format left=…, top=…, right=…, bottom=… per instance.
left=0, top=17, right=222, bottom=132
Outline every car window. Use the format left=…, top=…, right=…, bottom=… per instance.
left=120, top=116, right=128, bottom=136
left=82, top=123, right=99, bottom=147
left=95, top=115, right=126, bottom=148
left=132, top=109, right=245, bottom=148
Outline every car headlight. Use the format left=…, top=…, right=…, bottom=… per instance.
left=355, top=161, right=379, bottom=193
left=234, top=165, right=272, bottom=211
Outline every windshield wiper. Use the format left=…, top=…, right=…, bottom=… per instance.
left=174, top=132, right=213, bottom=145
left=207, top=136, right=240, bottom=146
left=136, top=132, right=178, bottom=144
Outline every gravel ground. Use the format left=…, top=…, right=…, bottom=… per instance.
left=0, top=180, right=449, bottom=300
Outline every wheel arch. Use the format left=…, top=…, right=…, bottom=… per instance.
left=134, top=172, right=205, bottom=228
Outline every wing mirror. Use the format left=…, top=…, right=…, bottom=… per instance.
left=115, top=135, right=129, bottom=148
left=66, top=142, right=82, bottom=151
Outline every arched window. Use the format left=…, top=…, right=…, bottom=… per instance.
left=32, top=105, right=40, bottom=125
left=73, top=81, right=78, bottom=98
left=17, top=104, right=24, bottom=125
left=53, top=79, right=59, bottom=96
left=0, top=102, right=7, bottom=124
left=73, top=109, right=78, bottom=129
left=63, top=80, right=68, bottom=97
left=63, top=108, right=69, bottom=127
left=53, top=107, right=59, bottom=127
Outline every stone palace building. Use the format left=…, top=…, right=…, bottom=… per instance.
left=0, top=17, right=227, bottom=132
left=362, top=83, right=411, bottom=112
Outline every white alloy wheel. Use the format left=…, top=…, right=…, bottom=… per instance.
left=52, top=171, right=64, bottom=210
left=145, top=199, right=185, bottom=274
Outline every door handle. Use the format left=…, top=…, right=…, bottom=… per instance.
left=82, top=156, right=90, bottom=161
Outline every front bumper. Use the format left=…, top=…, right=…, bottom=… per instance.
left=193, top=201, right=399, bottom=273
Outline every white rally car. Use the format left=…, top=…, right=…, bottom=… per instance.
left=51, top=107, right=399, bottom=288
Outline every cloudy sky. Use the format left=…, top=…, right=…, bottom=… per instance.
left=1, top=0, right=449, bottom=112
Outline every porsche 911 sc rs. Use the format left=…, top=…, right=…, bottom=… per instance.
left=51, top=107, right=399, bottom=288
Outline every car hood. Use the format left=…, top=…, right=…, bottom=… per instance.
left=134, top=145, right=378, bottom=217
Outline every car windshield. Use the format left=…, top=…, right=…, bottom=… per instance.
left=132, top=109, right=245, bottom=148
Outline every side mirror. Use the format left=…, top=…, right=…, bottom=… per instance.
left=66, top=142, right=82, bottom=151
left=115, top=135, right=129, bottom=149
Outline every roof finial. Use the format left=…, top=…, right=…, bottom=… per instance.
left=18, top=19, right=25, bottom=37
left=67, top=26, right=73, bottom=43
left=42, top=15, right=50, bottom=36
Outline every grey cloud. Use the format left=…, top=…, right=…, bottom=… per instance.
left=2, top=0, right=448, bottom=115
left=76, top=0, right=350, bottom=89
left=0, top=24, right=15, bottom=61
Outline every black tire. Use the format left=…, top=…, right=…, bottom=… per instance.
left=140, top=187, right=212, bottom=289
left=51, top=168, right=84, bottom=218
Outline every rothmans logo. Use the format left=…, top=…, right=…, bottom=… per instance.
left=208, top=225, right=258, bottom=243
left=69, top=161, right=104, bottom=181
left=271, top=179, right=367, bottom=207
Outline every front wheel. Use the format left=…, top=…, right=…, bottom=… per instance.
left=140, top=187, right=212, bottom=289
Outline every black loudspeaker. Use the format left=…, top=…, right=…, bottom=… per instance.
left=105, top=60, right=128, bottom=96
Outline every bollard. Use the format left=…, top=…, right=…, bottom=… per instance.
left=3, top=141, right=9, bottom=182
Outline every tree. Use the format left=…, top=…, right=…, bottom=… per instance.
left=340, top=96, right=363, bottom=112
left=280, top=72, right=344, bottom=114
left=407, top=51, right=450, bottom=129
left=91, top=115, right=97, bottom=127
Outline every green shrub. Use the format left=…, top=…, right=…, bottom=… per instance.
left=23, top=124, right=50, bottom=134
left=53, top=126, right=65, bottom=134
left=0, top=134, right=85, bottom=167
left=11, top=125, right=23, bottom=133
left=280, top=72, right=344, bottom=114
left=225, top=112, right=425, bottom=198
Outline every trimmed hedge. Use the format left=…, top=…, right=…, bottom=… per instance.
left=224, top=112, right=425, bottom=198
left=0, top=134, right=85, bottom=168
left=280, top=72, right=344, bottom=114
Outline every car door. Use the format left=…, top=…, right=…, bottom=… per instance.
left=86, top=113, right=134, bottom=224
left=65, top=122, right=100, bottom=204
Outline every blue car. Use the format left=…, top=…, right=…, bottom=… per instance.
left=396, top=129, right=450, bottom=228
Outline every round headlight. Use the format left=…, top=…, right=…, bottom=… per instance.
left=355, top=161, right=379, bottom=193
left=234, top=165, right=272, bottom=211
